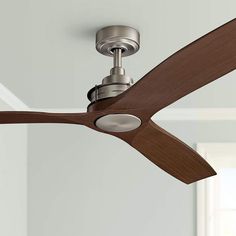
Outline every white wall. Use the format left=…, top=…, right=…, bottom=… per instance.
left=0, top=103, right=27, bottom=236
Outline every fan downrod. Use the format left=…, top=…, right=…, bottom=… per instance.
left=87, top=25, right=140, bottom=103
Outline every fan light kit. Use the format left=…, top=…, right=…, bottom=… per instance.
left=0, top=19, right=236, bottom=184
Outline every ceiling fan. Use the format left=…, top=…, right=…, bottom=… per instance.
left=1, top=19, right=236, bottom=184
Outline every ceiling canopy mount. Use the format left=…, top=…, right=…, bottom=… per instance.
left=95, top=25, right=140, bottom=57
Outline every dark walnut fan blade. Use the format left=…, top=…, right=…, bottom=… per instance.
left=116, top=120, right=216, bottom=184
left=107, top=19, right=236, bottom=118
left=0, top=111, right=89, bottom=125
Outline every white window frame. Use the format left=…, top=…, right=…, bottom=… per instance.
left=196, top=143, right=236, bottom=236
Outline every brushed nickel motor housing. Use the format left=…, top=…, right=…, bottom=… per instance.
left=96, top=25, right=140, bottom=57
left=87, top=81, right=132, bottom=103
left=87, top=68, right=134, bottom=103
left=87, top=25, right=140, bottom=104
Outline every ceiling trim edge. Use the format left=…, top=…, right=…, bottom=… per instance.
left=0, top=83, right=29, bottom=110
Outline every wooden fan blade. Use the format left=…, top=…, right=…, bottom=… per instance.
left=120, top=120, right=216, bottom=184
left=108, top=19, right=236, bottom=118
left=0, top=111, right=89, bottom=125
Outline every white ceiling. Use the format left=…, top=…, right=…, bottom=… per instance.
left=0, top=0, right=235, bottom=109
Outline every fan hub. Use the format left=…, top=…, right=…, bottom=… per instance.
left=95, top=114, right=141, bottom=132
